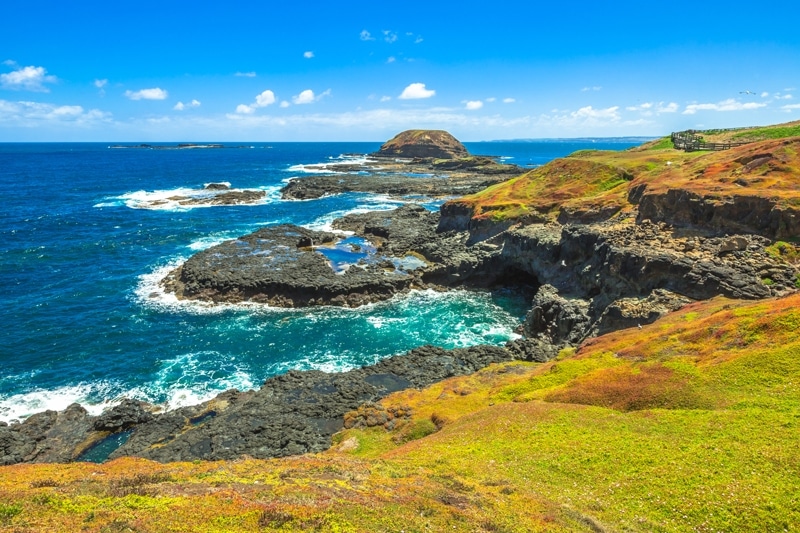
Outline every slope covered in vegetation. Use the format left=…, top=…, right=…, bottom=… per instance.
left=449, top=121, right=800, bottom=237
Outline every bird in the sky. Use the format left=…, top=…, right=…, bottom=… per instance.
left=739, top=90, right=756, bottom=95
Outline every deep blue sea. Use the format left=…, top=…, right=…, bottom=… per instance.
left=0, top=139, right=644, bottom=422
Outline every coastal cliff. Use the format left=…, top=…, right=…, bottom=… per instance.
left=2, top=125, right=800, bottom=531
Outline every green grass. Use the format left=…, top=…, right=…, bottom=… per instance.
left=644, top=137, right=673, bottom=150
left=765, top=241, right=800, bottom=264
left=731, top=124, right=800, bottom=141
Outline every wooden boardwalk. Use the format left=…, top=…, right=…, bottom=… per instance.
left=671, top=130, right=752, bottom=152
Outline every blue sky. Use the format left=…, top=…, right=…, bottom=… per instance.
left=1, top=0, right=799, bottom=141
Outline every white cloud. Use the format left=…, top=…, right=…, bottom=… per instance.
left=532, top=106, right=625, bottom=133
left=626, top=101, right=678, bottom=115
left=782, top=104, right=800, bottom=111
left=304, top=51, right=314, bottom=59
left=503, top=98, right=516, bottom=104
left=761, top=92, right=770, bottom=98
left=0, top=65, right=57, bottom=92
left=0, top=99, right=111, bottom=125
left=360, top=30, right=374, bottom=41
left=280, top=100, right=290, bottom=108
left=94, top=78, right=108, bottom=96
left=465, top=100, right=483, bottom=110
left=683, top=98, right=767, bottom=115
left=626, top=102, right=653, bottom=111
left=581, top=86, right=602, bottom=92
left=383, top=30, right=397, bottom=43
left=292, top=89, right=331, bottom=105
left=485, top=97, right=496, bottom=103
left=571, top=106, right=620, bottom=120
left=414, top=36, right=424, bottom=44
left=125, top=88, right=168, bottom=100
left=235, top=71, right=257, bottom=77
left=235, top=89, right=277, bottom=114
left=223, top=107, right=534, bottom=138
left=380, top=96, right=391, bottom=102
left=255, top=90, right=276, bottom=107
left=387, top=56, right=396, bottom=64
left=174, top=99, right=200, bottom=111
left=293, top=90, right=315, bottom=104
left=777, top=94, right=793, bottom=100
left=399, top=83, right=435, bottom=100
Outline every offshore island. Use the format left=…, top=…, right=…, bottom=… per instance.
left=1, top=125, right=800, bottom=531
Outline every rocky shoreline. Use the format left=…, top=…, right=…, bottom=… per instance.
left=3, top=130, right=798, bottom=466
left=3, top=202, right=795, bottom=465
left=280, top=154, right=523, bottom=200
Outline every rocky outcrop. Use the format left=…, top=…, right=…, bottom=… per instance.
left=636, top=188, right=800, bottom=240
left=280, top=155, right=521, bottom=201
left=281, top=172, right=507, bottom=201
left=162, top=223, right=424, bottom=307
left=594, top=289, right=692, bottom=335
left=0, top=345, right=516, bottom=464
left=523, top=285, right=592, bottom=345
left=161, top=205, right=519, bottom=308
left=373, top=130, right=469, bottom=159
left=0, top=404, right=93, bottom=464
left=133, top=184, right=267, bottom=209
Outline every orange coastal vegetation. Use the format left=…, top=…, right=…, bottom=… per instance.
left=448, top=126, right=800, bottom=237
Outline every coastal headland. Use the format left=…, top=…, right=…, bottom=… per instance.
left=1, top=124, right=799, bottom=531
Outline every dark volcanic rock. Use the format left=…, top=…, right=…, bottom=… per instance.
left=636, top=188, right=800, bottom=240
left=161, top=223, right=422, bottom=307
left=594, top=289, right=693, bottom=335
left=1, top=344, right=514, bottom=465
left=1, top=404, right=94, bottom=464
left=333, top=204, right=440, bottom=254
left=524, top=284, right=591, bottom=345
left=373, top=130, right=469, bottom=159
left=178, top=189, right=266, bottom=206
left=106, top=344, right=512, bottom=462
left=280, top=173, right=507, bottom=201
left=93, top=399, right=155, bottom=432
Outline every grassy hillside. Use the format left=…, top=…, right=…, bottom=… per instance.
left=450, top=120, right=800, bottom=225
left=2, top=293, right=799, bottom=531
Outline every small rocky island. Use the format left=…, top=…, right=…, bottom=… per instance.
left=280, top=129, right=523, bottom=200
left=3, top=128, right=799, bottom=466
left=129, top=182, right=268, bottom=209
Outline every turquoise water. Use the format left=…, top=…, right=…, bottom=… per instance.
left=0, top=140, right=642, bottom=422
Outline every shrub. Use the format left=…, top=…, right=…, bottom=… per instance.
left=0, top=503, right=22, bottom=524
left=394, top=419, right=438, bottom=444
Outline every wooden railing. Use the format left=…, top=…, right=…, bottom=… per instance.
left=671, top=130, right=752, bottom=152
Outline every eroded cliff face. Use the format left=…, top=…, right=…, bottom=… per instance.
left=635, top=188, right=800, bottom=239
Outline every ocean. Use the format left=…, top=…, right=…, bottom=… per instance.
left=0, top=139, right=645, bottom=423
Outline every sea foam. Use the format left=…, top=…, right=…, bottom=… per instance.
left=102, top=184, right=281, bottom=211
